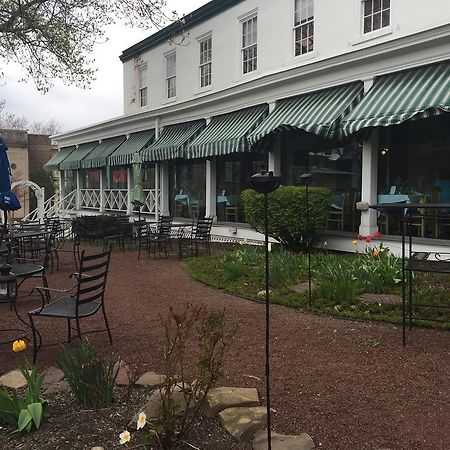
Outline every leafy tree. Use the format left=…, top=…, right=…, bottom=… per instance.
left=0, top=0, right=177, bottom=92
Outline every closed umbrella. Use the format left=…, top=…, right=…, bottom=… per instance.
left=0, top=137, right=21, bottom=230
left=131, top=152, right=145, bottom=221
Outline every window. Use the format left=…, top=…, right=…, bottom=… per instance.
left=241, top=16, right=257, bottom=74
left=362, top=0, right=390, bottom=34
left=294, top=0, right=314, bottom=56
left=166, top=52, right=176, bottom=98
left=138, top=66, right=147, bottom=107
left=199, top=36, right=212, bottom=88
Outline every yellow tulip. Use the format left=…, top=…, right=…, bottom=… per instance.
left=352, top=240, right=358, bottom=245
left=119, top=430, right=131, bottom=445
left=136, top=412, right=146, bottom=430
left=12, top=340, right=27, bottom=353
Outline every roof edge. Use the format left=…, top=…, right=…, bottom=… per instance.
left=120, top=0, right=241, bottom=62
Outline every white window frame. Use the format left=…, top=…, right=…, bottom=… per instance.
left=362, top=0, right=390, bottom=35
left=138, top=65, right=148, bottom=107
left=165, top=52, right=176, bottom=99
left=241, top=15, right=257, bottom=74
left=294, top=0, right=314, bottom=57
left=199, top=35, right=212, bottom=89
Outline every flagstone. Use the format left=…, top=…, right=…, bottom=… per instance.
left=219, top=406, right=267, bottom=442
left=253, top=430, right=315, bottom=450
left=136, top=371, right=165, bottom=388
left=0, top=369, right=27, bottom=389
left=203, top=387, right=260, bottom=417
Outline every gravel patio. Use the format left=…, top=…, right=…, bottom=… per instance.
left=0, top=246, right=449, bottom=450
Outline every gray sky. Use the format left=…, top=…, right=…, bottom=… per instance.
left=1, top=0, right=208, bottom=133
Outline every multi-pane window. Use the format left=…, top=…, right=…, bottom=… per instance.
left=242, top=16, right=257, bottom=74
left=166, top=52, right=176, bottom=98
left=199, top=36, right=212, bottom=88
left=138, top=66, right=147, bottom=107
left=363, top=0, right=390, bottom=34
left=294, top=0, right=314, bottom=56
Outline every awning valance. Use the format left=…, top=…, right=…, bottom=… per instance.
left=186, top=104, right=268, bottom=159
left=141, top=120, right=205, bottom=162
left=59, top=141, right=99, bottom=171
left=248, top=82, right=364, bottom=145
left=44, top=146, right=76, bottom=171
left=80, top=136, right=126, bottom=169
left=108, top=130, right=155, bottom=166
left=341, top=62, right=450, bottom=136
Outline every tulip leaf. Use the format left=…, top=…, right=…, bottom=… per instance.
left=17, top=409, right=32, bottom=432
left=27, top=403, right=43, bottom=429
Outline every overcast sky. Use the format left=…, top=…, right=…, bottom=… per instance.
left=1, top=0, right=208, bottom=133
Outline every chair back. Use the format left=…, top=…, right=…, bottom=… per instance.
left=75, top=248, right=112, bottom=310
left=157, top=215, right=173, bottom=238
left=193, top=217, right=213, bottom=241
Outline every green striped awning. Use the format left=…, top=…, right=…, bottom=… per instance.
left=80, top=136, right=126, bottom=169
left=59, top=141, right=99, bottom=171
left=108, top=130, right=155, bottom=166
left=248, top=83, right=364, bottom=145
left=341, top=62, right=450, bottom=136
left=44, top=146, right=76, bottom=171
left=141, top=120, right=205, bottom=162
left=186, top=105, right=268, bottom=159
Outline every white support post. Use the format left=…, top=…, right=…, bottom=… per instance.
left=59, top=171, right=65, bottom=210
left=206, top=158, right=217, bottom=220
left=268, top=134, right=281, bottom=175
left=160, top=161, right=170, bottom=216
left=359, top=129, right=379, bottom=236
left=99, top=169, right=105, bottom=213
left=76, top=171, right=81, bottom=211
left=155, top=162, right=160, bottom=219
left=127, top=167, right=132, bottom=215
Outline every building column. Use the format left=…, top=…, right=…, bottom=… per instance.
left=206, top=158, right=217, bottom=220
left=99, top=169, right=105, bottom=213
left=155, top=162, right=160, bottom=219
left=126, top=167, right=132, bottom=215
left=76, top=171, right=81, bottom=211
left=359, top=130, right=379, bottom=236
left=268, top=134, right=281, bottom=175
left=59, top=171, right=65, bottom=208
left=160, top=161, right=170, bottom=216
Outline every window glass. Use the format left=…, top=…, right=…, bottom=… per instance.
left=138, top=66, right=147, bottom=107
left=166, top=53, right=176, bottom=98
left=108, top=167, right=127, bottom=189
left=80, top=169, right=100, bottom=189
left=242, top=16, right=257, bottom=74
left=363, top=0, right=390, bottom=34
left=199, top=36, right=212, bottom=88
left=294, top=0, right=314, bottom=56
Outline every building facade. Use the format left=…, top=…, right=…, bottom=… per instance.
left=49, top=0, right=450, bottom=251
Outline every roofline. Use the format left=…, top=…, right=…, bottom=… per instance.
left=120, top=0, right=241, bottom=62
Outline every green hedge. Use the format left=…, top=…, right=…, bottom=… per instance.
left=241, top=185, right=331, bottom=251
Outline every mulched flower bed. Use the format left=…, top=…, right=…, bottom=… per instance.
left=1, top=245, right=449, bottom=449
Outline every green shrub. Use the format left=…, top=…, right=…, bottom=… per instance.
left=0, top=363, right=49, bottom=435
left=57, top=340, right=118, bottom=409
left=241, top=185, right=331, bottom=251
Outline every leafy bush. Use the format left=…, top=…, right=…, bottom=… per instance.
left=57, top=340, right=118, bottom=409
left=241, top=185, right=331, bottom=251
left=0, top=364, right=49, bottom=435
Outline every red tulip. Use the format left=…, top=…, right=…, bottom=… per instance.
left=365, top=235, right=372, bottom=243
left=357, top=234, right=363, bottom=240
left=373, top=231, right=381, bottom=239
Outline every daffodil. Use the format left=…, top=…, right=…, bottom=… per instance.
left=136, top=412, right=146, bottom=430
left=12, top=340, right=27, bottom=353
left=119, top=430, right=131, bottom=445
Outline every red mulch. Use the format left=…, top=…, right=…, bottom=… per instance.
left=1, top=245, right=449, bottom=450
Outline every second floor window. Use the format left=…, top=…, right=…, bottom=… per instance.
left=294, top=0, right=314, bottom=56
left=138, top=66, right=147, bottom=107
left=199, top=36, right=212, bottom=88
left=363, top=0, right=390, bottom=34
left=242, top=16, right=257, bottom=74
left=166, top=52, right=176, bottom=98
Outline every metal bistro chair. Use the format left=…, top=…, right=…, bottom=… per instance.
left=148, top=215, right=173, bottom=259
left=178, top=216, right=213, bottom=260
left=28, top=248, right=113, bottom=363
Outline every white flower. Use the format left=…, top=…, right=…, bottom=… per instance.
left=119, top=430, right=131, bottom=445
left=137, top=412, right=146, bottom=430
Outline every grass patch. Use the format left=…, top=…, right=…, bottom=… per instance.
left=187, top=245, right=450, bottom=330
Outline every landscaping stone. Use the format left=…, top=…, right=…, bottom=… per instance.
left=114, top=360, right=133, bottom=386
left=0, top=369, right=27, bottom=389
left=219, top=406, right=267, bottom=442
left=44, top=380, right=70, bottom=395
left=359, top=293, right=402, bottom=306
left=203, top=387, right=260, bottom=417
left=291, top=282, right=315, bottom=294
left=136, top=371, right=165, bottom=388
left=42, top=366, right=64, bottom=389
left=91, top=447, right=105, bottom=450
left=253, top=430, right=316, bottom=450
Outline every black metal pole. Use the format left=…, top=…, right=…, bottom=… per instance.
left=305, top=183, right=312, bottom=308
left=264, top=191, right=272, bottom=450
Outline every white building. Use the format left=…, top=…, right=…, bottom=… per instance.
left=48, top=0, right=450, bottom=251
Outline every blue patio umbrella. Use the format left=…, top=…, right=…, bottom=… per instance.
left=0, top=137, right=21, bottom=229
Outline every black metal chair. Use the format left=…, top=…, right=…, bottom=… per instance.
left=178, top=216, right=213, bottom=259
left=148, top=215, right=173, bottom=259
left=28, top=248, right=113, bottom=363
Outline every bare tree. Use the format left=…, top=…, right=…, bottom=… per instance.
left=0, top=111, right=61, bottom=135
left=0, top=0, right=179, bottom=92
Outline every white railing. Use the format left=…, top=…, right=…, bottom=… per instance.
left=21, top=192, right=58, bottom=222
left=104, top=189, right=128, bottom=212
left=21, top=190, right=77, bottom=221
left=142, top=189, right=160, bottom=215
left=80, top=189, right=101, bottom=209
